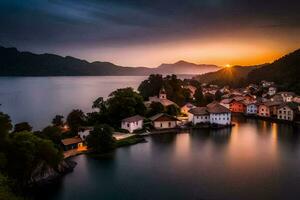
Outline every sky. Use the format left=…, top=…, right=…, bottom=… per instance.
left=0, top=0, right=300, bottom=67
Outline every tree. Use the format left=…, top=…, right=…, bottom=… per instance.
left=106, top=87, right=146, bottom=126
left=66, top=109, right=86, bottom=134
left=0, top=112, right=12, bottom=143
left=138, top=74, right=163, bottom=100
left=147, top=102, right=165, bottom=117
left=166, top=104, right=180, bottom=116
left=41, top=126, right=62, bottom=145
left=13, top=122, right=32, bottom=133
left=215, top=90, right=223, bottom=101
left=7, top=131, right=62, bottom=182
left=0, top=173, right=22, bottom=200
left=86, top=124, right=115, bottom=153
left=92, top=97, right=107, bottom=112
left=52, top=115, right=64, bottom=127
left=194, top=87, right=205, bottom=106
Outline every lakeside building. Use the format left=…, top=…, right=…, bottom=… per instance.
left=181, top=103, right=196, bottom=115
left=121, top=115, right=144, bottom=133
left=258, top=103, right=270, bottom=117
left=61, top=137, right=83, bottom=151
left=229, top=99, right=246, bottom=113
left=188, top=102, right=231, bottom=125
left=245, top=102, right=258, bottom=115
left=277, top=103, right=299, bottom=121
left=150, top=113, right=179, bottom=129
left=145, top=88, right=177, bottom=107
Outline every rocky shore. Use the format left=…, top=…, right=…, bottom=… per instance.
left=29, top=159, right=77, bottom=186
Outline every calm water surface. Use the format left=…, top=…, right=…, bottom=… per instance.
left=0, top=76, right=147, bottom=129
left=36, top=116, right=300, bottom=200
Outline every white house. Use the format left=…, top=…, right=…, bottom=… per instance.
left=277, top=103, right=299, bottom=121
left=188, top=102, right=231, bottom=125
left=188, top=107, right=210, bottom=125
left=245, top=103, right=258, bottom=115
left=207, top=102, right=231, bottom=125
left=121, top=115, right=144, bottom=133
left=150, top=113, right=179, bottom=129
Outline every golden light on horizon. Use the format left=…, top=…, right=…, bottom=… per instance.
left=225, top=64, right=231, bottom=68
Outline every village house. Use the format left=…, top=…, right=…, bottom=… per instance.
left=277, top=103, right=299, bottom=121
left=258, top=103, right=270, bottom=117
left=150, top=113, right=179, bottom=129
left=270, top=94, right=284, bottom=102
left=245, top=102, right=258, bottom=115
left=207, top=102, right=231, bottom=125
left=220, top=98, right=232, bottom=109
left=278, top=92, right=295, bottom=102
left=188, top=107, right=210, bottom=124
left=188, top=102, right=231, bottom=125
left=293, top=96, right=300, bottom=104
left=181, top=103, right=196, bottom=115
left=266, top=101, right=282, bottom=117
left=121, top=115, right=144, bottom=133
left=146, top=88, right=177, bottom=107
left=229, top=99, right=246, bottom=113
left=61, top=137, right=84, bottom=151
left=243, top=93, right=256, bottom=102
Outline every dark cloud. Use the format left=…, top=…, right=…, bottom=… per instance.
left=0, top=0, right=299, bottom=51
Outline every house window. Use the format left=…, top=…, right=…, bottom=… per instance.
left=127, top=123, right=130, bottom=128
left=168, top=122, right=171, bottom=127
left=160, top=123, right=163, bottom=127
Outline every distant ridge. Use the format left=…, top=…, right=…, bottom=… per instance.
left=194, top=48, right=300, bottom=92
left=0, top=46, right=219, bottom=76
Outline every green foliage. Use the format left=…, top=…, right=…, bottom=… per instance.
left=138, top=74, right=198, bottom=106
left=115, top=136, right=145, bottom=148
left=138, top=74, right=164, bottom=100
left=67, top=109, right=86, bottom=134
left=106, top=88, right=146, bottom=126
left=214, top=90, right=223, bottom=101
left=92, top=97, right=107, bottom=112
left=52, top=115, right=64, bottom=127
left=194, top=87, right=205, bottom=106
left=0, top=112, right=12, bottom=147
left=0, top=173, right=22, bottom=200
left=13, top=122, right=32, bottom=133
left=41, top=126, right=62, bottom=145
left=166, top=104, right=180, bottom=116
left=7, top=131, right=63, bottom=182
left=147, top=102, right=165, bottom=117
left=86, top=124, right=116, bottom=153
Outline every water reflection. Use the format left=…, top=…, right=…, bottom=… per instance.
left=36, top=117, right=300, bottom=200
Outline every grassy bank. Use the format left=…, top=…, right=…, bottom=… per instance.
left=115, top=135, right=146, bottom=148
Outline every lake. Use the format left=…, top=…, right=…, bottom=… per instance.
left=34, top=116, right=300, bottom=200
left=0, top=76, right=148, bottom=129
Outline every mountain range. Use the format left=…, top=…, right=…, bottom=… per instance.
left=0, top=46, right=219, bottom=76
